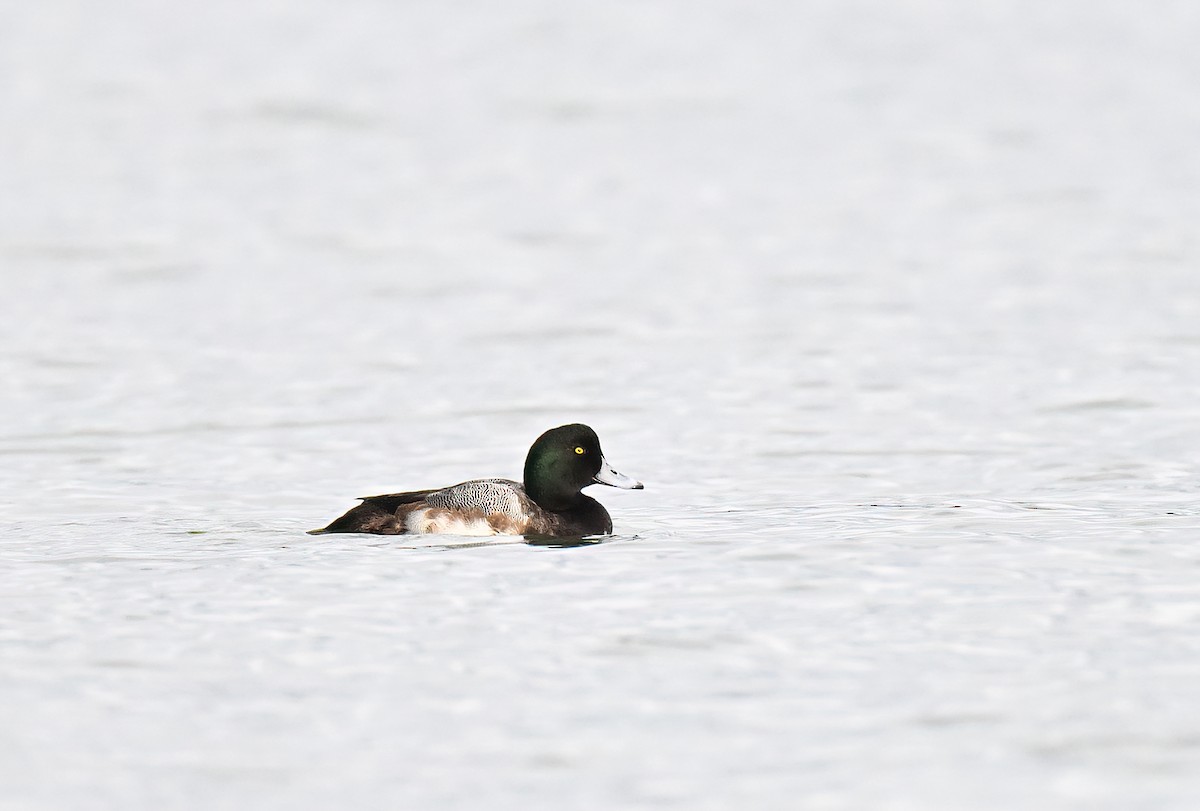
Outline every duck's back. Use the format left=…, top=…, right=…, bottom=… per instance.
left=425, top=478, right=524, bottom=516
left=310, top=478, right=537, bottom=536
left=417, top=478, right=532, bottom=534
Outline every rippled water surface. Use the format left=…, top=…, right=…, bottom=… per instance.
left=3, top=2, right=1200, bottom=809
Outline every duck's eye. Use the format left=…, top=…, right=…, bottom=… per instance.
left=574, top=446, right=586, bottom=455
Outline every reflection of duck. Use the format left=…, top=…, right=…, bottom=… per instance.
left=309, top=424, right=643, bottom=538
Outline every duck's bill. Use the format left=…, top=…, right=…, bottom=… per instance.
left=593, top=457, right=644, bottom=489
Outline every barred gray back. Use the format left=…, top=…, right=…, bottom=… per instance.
left=426, top=478, right=526, bottom=518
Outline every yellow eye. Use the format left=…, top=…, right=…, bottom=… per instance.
left=574, top=446, right=585, bottom=455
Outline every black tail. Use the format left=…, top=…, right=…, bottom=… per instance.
left=309, top=489, right=436, bottom=535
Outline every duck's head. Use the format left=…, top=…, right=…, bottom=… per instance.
left=523, top=423, right=643, bottom=511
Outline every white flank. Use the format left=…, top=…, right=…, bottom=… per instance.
left=405, top=508, right=502, bottom=536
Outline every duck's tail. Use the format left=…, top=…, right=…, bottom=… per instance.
left=308, top=489, right=436, bottom=535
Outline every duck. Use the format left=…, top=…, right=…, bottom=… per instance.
left=309, top=423, right=643, bottom=537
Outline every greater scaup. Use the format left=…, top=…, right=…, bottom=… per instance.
left=309, top=423, right=643, bottom=537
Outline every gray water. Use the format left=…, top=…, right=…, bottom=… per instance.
left=3, top=1, right=1200, bottom=809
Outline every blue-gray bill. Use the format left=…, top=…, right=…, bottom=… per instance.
left=593, top=457, right=644, bottom=489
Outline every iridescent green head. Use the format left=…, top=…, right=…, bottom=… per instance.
left=523, top=423, right=643, bottom=511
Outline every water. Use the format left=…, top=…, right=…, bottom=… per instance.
left=3, top=1, right=1200, bottom=809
